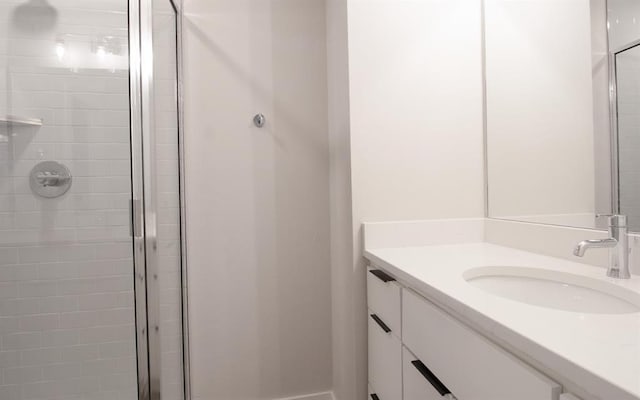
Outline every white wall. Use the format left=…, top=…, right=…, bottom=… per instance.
left=348, top=0, right=485, bottom=224
left=485, top=0, right=596, bottom=221
left=333, top=1, right=486, bottom=398
left=325, top=1, right=355, bottom=400
left=182, top=1, right=332, bottom=399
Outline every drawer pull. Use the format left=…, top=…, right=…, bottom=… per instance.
left=411, top=359, right=451, bottom=396
left=370, top=314, right=391, bottom=333
left=369, top=269, right=396, bottom=283
left=370, top=394, right=380, bottom=400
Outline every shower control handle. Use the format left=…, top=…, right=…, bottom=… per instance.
left=29, top=161, right=72, bottom=198
left=35, top=171, right=70, bottom=187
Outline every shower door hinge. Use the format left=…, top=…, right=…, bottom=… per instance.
left=130, top=199, right=144, bottom=239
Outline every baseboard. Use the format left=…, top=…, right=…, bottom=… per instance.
left=275, top=391, right=335, bottom=400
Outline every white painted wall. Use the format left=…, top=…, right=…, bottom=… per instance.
left=325, top=1, right=355, bottom=400
left=348, top=0, right=485, bottom=224
left=182, top=1, right=332, bottom=399
left=335, top=1, right=486, bottom=398
left=485, top=0, right=596, bottom=222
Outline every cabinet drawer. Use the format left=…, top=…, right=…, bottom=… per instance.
left=367, top=267, right=401, bottom=336
left=368, top=385, right=379, bottom=400
left=402, top=289, right=561, bottom=400
left=368, top=312, right=402, bottom=400
left=403, top=346, right=454, bottom=400
left=560, top=395, right=581, bottom=400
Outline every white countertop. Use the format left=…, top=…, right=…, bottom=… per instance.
left=365, top=242, right=640, bottom=400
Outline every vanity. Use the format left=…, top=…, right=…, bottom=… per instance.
left=362, top=0, right=640, bottom=398
left=364, top=222, right=640, bottom=400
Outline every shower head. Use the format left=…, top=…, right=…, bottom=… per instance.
left=12, top=0, right=59, bottom=34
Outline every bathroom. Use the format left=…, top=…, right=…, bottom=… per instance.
left=0, top=0, right=638, bottom=399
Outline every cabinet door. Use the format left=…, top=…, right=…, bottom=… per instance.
left=367, top=267, right=402, bottom=336
left=403, top=289, right=561, bottom=400
left=403, top=347, right=451, bottom=400
left=368, top=312, right=402, bottom=400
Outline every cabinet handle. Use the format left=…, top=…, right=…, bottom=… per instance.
left=369, top=269, right=396, bottom=283
left=370, top=394, right=380, bottom=400
left=370, top=314, right=391, bottom=333
left=411, top=359, right=451, bottom=396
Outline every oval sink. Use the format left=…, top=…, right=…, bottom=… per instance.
left=463, top=266, right=640, bottom=314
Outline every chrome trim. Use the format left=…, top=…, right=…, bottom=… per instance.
left=480, top=0, right=489, bottom=218
left=139, top=0, right=162, bottom=398
left=609, top=49, right=619, bottom=214
left=175, top=1, right=192, bottom=398
left=129, top=0, right=151, bottom=399
left=606, top=1, right=620, bottom=216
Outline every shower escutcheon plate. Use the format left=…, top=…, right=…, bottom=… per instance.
left=29, top=161, right=72, bottom=198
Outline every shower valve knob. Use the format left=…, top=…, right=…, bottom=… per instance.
left=29, top=161, right=72, bottom=198
left=253, top=113, right=266, bottom=128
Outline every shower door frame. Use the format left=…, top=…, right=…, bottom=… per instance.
left=129, top=0, right=190, bottom=400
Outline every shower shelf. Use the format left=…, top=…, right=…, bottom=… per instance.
left=0, top=115, right=43, bottom=127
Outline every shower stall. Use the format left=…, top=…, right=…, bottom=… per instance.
left=0, top=1, right=188, bottom=400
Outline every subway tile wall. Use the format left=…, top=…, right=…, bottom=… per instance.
left=0, top=1, right=137, bottom=399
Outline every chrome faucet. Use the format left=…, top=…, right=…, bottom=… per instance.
left=574, top=215, right=630, bottom=279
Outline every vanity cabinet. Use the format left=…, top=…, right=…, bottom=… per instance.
left=403, top=347, right=455, bottom=400
left=403, top=289, right=561, bottom=400
left=368, top=267, right=563, bottom=400
left=367, top=268, right=402, bottom=335
left=367, top=268, right=402, bottom=400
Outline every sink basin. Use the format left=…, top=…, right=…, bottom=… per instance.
left=463, top=266, right=640, bottom=314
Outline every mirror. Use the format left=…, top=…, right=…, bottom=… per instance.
left=485, top=0, right=640, bottom=232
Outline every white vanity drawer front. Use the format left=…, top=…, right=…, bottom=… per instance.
left=368, top=311, right=402, bottom=400
left=403, top=346, right=453, bottom=400
left=367, top=267, right=401, bottom=336
left=368, top=385, right=377, bottom=400
left=402, top=289, right=562, bottom=400
left=560, top=395, right=581, bottom=400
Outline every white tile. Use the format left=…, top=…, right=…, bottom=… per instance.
left=60, top=345, right=99, bottom=363
left=18, top=314, right=60, bottom=331
left=3, top=365, right=42, bottom=384
left=20, top=348, right=61, bottom=366
left=2, top=332, right=41, bottom=350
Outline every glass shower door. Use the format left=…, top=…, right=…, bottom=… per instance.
left=0, top=1, right=186, bottom=399
left=138, top=0, right=186, bottom=399
left=0, top=1, right=138, bottom=399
